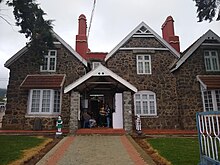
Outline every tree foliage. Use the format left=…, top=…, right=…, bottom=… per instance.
left=194, top=0, right=220, bottom=22
left=1, top=0, right=54, bottom=61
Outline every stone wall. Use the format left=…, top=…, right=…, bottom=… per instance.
left=69, top=91, right=80, bottom=134
left=174, top=46, right=220, bottom=129
left=123, top=91, right=132, bottom=133
left=3, top=43, right=86, bottom=130
left=107, top=37, right=179, bottom=129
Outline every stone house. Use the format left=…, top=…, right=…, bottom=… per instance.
left=2, top=14, right=220, bottom=133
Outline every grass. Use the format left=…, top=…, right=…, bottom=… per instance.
left=147, top=137, right=200, bottom=165
left=0, top=135, right=47, bottom=165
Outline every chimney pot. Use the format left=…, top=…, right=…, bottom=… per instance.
left=76, top=14, right=88, bottom=59
left=162, top=16, right=180, bottom=52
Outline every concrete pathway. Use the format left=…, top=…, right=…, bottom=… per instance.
left=37, top=135, right=155, bottom=165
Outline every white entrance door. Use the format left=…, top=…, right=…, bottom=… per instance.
left=113, top=93, right=123, bottom=129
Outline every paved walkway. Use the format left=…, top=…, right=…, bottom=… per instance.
left=37, top=135, right=155, bottom=165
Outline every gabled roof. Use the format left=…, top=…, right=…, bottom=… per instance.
left=171, top=30, right=220, bottom=72
left=64, top=64, right=137, bottom=93
left=20, top=74, right=66, bottom=89
left=4, top=31, right=87, bottom=68
left=105, top=22, right=180, bottom=61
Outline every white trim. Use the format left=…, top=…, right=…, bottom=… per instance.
left=4, top=30, right=87, bottom=68
left=132, top=34, right=155, bottom=38
left=201, top=88, right=220, bottom=111
left=136, top=54, right=152, bottom=74
left=134, top=90, right=157, bottom=116
left=105, top=22, right=180, bottom=61
left=51, top=31, right=87, bottom=67
left=119, top=47, right=169, bottom=51
left=196, top=75, right=207, bottom=90
left=204, top=50, right=220, bottom=71
left=28, top=89, right=61, bottom=115
left=201, top=43, right=220, bottom=46
left=4, top=47, right=28, bottom=68
left=40, top=50, right=57, bottom=72
left=171, top=30, right=220, bottom=72
left=64, top=64, right=137, bottom=93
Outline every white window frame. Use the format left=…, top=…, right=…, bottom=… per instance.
left=40, top=50, right=57, bottom=72
left=92, top=62, right=101, bottom=69
left=28, top=89, right=61, bottom=115
left=201, top=87, right=220, bottom=112
left=136, top=55, right=152, bottom=74
left=134, top=90, right=157, bottom=116
left=204, top=50, right=220, bottom=71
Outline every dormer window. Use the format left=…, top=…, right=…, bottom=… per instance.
left=204, top=50, right=220, bottom=71
left=40, top=50, right=57, bottom=72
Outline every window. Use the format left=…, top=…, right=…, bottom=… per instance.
left=204, top=51, right=220, bottom=71
left=137, top=55, right=151, bottom=74
left=202, top=89, right=220, bottom=111
left=134, top=91, right=157, bottom=116
left=28, top=89, right=61, bottom=115
left=92, top=62, right=100, bottom=69
left=41, top=50, right=57, bottom=72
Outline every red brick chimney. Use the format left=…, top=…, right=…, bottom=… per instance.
left=161, top=16, right=180, bottom=52
left=76, top=14, right=88, bottom=59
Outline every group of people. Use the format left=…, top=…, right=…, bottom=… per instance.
left=82, top=104, right=111, bottom=128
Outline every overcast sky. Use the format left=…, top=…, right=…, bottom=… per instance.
left=0, top=0, right=219, bottom=89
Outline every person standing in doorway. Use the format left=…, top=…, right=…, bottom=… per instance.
left=105, top=104, right=111, bottom=128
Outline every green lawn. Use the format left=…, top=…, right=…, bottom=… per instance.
left=147, top=137, right=200, bottom=165
left=0, top=135, right=46, bottom=165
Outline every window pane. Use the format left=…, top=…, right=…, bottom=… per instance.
left=144, top=56, right=149, bottom=60
left=41, top=50, right=57, bottom=71
left=138, top=62, right=143, bottom=73
left=42, top=90, right=50, bottom=112
left=144, top=62, right=150, bottom=73
left=49, top=58, right=55, bottom=70
left=203, top=90, right=213, bottom=111
left=135, top=94, right=141, bottom=100
left=54, top=90, right=61, bottom=113
left=215, top=90, right=220, bottom=111
left=50, top=51, right=56, bottom=56
left=149, top=101, right=155, bottom=114
left=205, top=58, right=211, bottom=70
left=42, top=57, right=48, bottom=70
left=134, top=91, right=157, bottom=116
left=204, top=51, right=219, bottom=71
left=212, top=58, right=218, bottom=70
left=138, top=56, right=143, bottom=60
left=31, top=90, right=40, bottom=112
left=149, top=94, right=154, bottom=99
left=142, top=94, right=148, bottom=100
left=136, top=101, right=141, bottom=114
left=204, top=51, right=209, bottom=56
left=143, top=101, right=148, bottom=114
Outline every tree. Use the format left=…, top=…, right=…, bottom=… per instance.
left=1, top=0, right=54, bottom=62
left=194, top=0, right=220, bottom=22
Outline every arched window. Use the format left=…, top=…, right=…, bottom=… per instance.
left=134, top=90, right=157, bottom=116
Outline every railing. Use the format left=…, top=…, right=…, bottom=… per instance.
left=196, top=111, right=220, bottom=165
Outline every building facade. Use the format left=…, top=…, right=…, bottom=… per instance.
left=2, top=15, right=220, bottom=133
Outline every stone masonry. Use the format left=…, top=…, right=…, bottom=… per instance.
left=69, top=91, right=80, bottom=134
left=174, top=46, right=220, bottom=129
left=3, top=43, right=86, bottom=130
left=123, top=91, right=133, bottom=134
left=107, top=37, right=180, bottom=129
